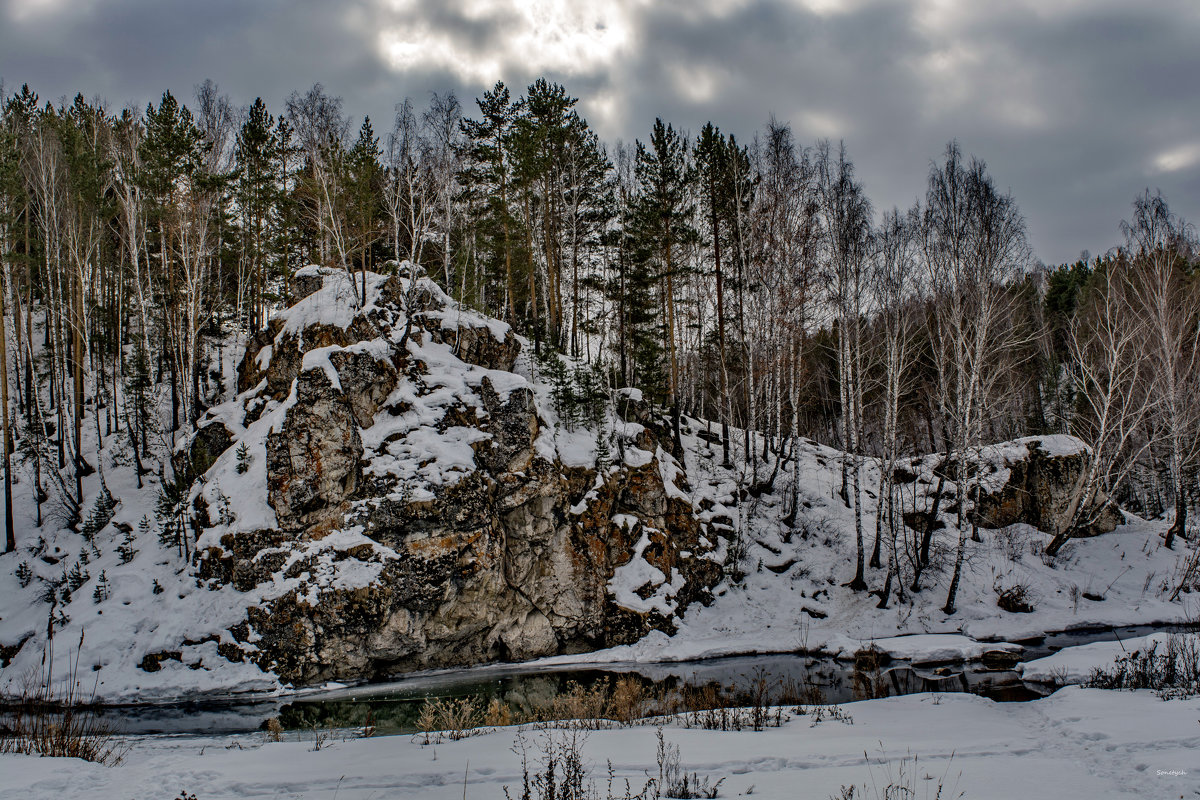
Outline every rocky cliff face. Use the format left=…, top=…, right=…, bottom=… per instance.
left=185, top=264, right=723, bottom=686
left=896, top=435, right=1124, bottom=539
left=171, top=266, right=1128, bottom=691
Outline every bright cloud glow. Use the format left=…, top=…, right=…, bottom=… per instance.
left=379, top=0, right=638, bottom=84
left=1153, top=142, right=1200, bottom=174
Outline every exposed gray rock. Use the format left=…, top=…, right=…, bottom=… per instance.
left=477, top=376, right=538, bottom=474
left=194, top=267, right=725, bottom=686
left=415, top=312, right=521, bottom=372
left=265, top=369, right=362, bottom=531
left=328, top=348, right=398, bottom=428
left=179, top=419, right=234, bottom=479
left=973, top=438, right=1124, bottom=537
left=903, top=437, right=1125, bottom=539
left=238, top=320, right=281, bottom=395
left=290, top=268, right=327, bottom=303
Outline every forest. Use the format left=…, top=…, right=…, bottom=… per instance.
left=0, top=76, right=1196, bottom=614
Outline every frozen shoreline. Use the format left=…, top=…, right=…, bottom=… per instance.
left=3, top=687, right=1198, bottom=799
left=4, top=619, right=1186, bottom=709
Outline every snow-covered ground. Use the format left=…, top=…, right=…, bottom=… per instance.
left=1020, top=631, right=1200, bottom=685
left=0, top=265, right=1198, bottom=797
left=0, top=265, right=1196, bottom=706
left=2, top=688, right=1198, bottom=799
left=531, top=426, right=1191, bottom=672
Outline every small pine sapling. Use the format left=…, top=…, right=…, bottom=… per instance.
left=573, top=362, right=609, bottom=431
left=15, top=561, right=33, bottom=588
left=38, top=576, right=60, bottom=605
left=117, top=528, right=138, bottom=564
left=66, top=560, right=90, bottom=592
left=81, top=482, right=118, bottom=543
left=92, top=570, right=110, bottom=604
left=538, top=349, right=578, bottom=428
left=235, top=441, right=251, bottom=474
left=156, top=474, right=189, bottom=559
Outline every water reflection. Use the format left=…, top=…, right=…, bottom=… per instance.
left=74, top=623, right=1180, bottom=735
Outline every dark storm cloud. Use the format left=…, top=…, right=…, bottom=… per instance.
left=2, top=0, right=1198, bottom=264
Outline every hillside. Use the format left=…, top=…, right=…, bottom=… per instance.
left=0, top=264, right=1191, bottom=702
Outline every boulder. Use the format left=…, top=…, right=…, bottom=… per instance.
left=179, top=419, right=234, bottom=479
left=290, top=265, right=338, bottom=303
left=328, top=347, right=398, bottom=428
left=973, top=437, right=1124, bottom=537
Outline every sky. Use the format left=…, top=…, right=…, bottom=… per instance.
left=2, top=0, right=1198, bottom=266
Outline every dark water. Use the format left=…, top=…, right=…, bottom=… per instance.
left=81, top=623, right=1181, bottom=736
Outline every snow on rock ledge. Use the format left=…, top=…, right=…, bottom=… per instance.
left=182, top=262, right=724, bottom=687
left=897, top=435, right=1125, bottom=539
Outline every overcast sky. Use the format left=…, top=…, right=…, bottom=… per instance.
left=2, top=0, right=1198, bottom=265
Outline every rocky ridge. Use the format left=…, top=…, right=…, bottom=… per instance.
left=162, top=266, right=1127, bottom=690
left=184, top=264, right=723, bottom=686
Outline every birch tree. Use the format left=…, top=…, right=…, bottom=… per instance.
left=923, top=141, right=1029, bottom=614
left=1044, top=258, right=1154, bottom=555
left=871, top=206, right=921, bottom=606
left=816, top=140, right=873, bottom=592
left=1120, top=191, right=1199, bottom=549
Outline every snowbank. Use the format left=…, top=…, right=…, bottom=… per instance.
left=2, top=688, right=1198, bottom=799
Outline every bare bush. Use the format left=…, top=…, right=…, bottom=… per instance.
left=0, top=637, right=127, bottom=765
left=995, top=582, right=1036, bottom=613
left=831, top=750, right=963, bottom=800
left=1084, top=632, right=1200, bottom=697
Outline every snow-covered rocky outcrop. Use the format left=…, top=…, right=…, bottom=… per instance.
left=181, top=264, right=723, bottom=686
left=896, top=435, right=1125, bottom=540
left=1, top=265, right=1176, bottom=703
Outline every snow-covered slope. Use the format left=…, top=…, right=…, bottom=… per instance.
left=0, top=264, right=1194, bottom=703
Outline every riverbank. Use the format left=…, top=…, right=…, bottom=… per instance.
left=2, top=686, right=1197, bottom=799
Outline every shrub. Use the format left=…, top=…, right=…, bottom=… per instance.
left=0, top=636, right=127, bottom=765
left=996, top=583, right=1036, bottom=613
left=1084, top=633, right=1200, bottom=697
left=414, top=696, right=482, bottom=744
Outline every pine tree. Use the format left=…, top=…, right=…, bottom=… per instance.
left=234, top=97, right=281, bottom=332
left=694, top=123, right=733, bottom=466
left=117, top=527, right=138, bottom=563
left=630, top=119, right=694, bottom=448
left=461, top=82, right=519, bottom=323
left=235, top=441, right=251, bottom=474
left=347, top=116, right=383, bottom=301
left=92, top=570, right=109, bottom=603
left=66, top=559, right=89, bottom=592
left=16, top=561, right=32, bottom=588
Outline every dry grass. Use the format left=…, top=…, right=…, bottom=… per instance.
left=1084, top=631, right=1200, bottom=697
left=0, top=634, right=128, bottom=765
left=831, top=750, right=962, bottom=800
left=410, top=669, right=826, bottom=742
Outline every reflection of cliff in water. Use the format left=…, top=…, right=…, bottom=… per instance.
left=277, top=655, right=1049, bottom=736
left=80, top=625, right=1181, bottom=736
